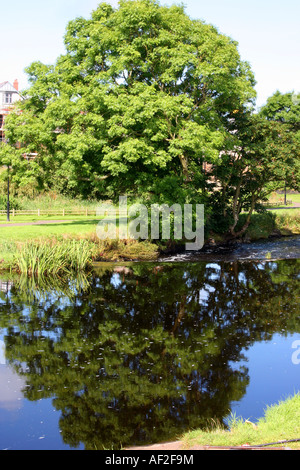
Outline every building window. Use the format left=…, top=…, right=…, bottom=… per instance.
left=0, top=131, right=5, bottom=142
left=0, top=115, right=3, bottom=128
left=4, top=93, right=12, bottom=104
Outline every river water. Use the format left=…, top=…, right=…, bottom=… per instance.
left=0, top=236, right=299, bottom=450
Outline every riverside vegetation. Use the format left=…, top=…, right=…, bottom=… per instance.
left=182, top=393, right=300, bottom=450
left=0, top=203, right=299, bottom=275
left=0, top=0, right=299, bottom=273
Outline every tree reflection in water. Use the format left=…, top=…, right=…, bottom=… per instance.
left=0, top=259, right=299, bottom=449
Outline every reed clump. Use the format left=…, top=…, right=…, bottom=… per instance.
left=13, top=239, right=94, bottom=276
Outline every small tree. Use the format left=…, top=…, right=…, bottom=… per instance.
left=212, top=110, right=300, bottom=237
left=259, top=90, right=300, bottom=200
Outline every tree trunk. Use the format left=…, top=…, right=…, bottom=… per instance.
left=229, top=193, right=257, bottom=238
left=179, top=154, right=190, bottom=182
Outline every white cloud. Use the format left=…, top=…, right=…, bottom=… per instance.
left=0, top=341, right=5, bottom=365
left=0, top=366, right=26, bottom=411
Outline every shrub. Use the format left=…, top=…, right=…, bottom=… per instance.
left=0, top=195, right=23, bottom=211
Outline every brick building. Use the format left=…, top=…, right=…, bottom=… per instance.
left=0, top=79, right=21, bottom=143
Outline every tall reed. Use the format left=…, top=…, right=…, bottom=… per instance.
left=13, top=239, right=93, bottom=276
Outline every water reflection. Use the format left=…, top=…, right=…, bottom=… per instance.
left=0, top=367, right=25, bottom=411
left=0, top=257, right=299, bottom=449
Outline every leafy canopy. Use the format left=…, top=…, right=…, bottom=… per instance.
left=4, top=0, right=256, bottom=202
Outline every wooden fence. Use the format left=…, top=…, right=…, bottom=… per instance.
left=0, top=208, right=128, bottom=217
left=0, top=201, right=295, bottom=218
left=260, top=200, right=293, bottom=207
left=0, top=209, right=98, bottom=217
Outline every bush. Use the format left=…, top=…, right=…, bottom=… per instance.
left=0, top=195, right=23, bottom=211
left=241, top=212, right=276, bottom=240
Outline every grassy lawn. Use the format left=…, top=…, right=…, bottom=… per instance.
left=267, top=192, right=300, bottom=207
left=0, top=218, right=100, bottom=241
left=0, top=218, right=101, bottom=269
left=0, top=214, right=99, bottom=222
left=288, top=193, right=300, bottom=203
left=182, top=393, right=300, bottom=450
left=0, top=216, right=159, bottom=270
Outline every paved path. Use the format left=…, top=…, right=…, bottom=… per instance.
left=267, top=202, right=300, bottom=210
left=0, top=220, right=72, bottom=227
left=125, top=440, right=289, bottom=450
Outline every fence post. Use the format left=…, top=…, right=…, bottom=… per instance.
left=38, top=209, right=40, bottom=217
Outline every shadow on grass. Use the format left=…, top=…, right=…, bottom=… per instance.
left=0, top=218, right=102, bottom=227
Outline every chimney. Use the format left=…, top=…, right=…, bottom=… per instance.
left=13, top=79, right=19, bottom=91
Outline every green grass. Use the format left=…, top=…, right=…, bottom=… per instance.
left=292, top=194, right=300, bottom=203
left=0, top=214, right=99, bottom=222
left=0, top=219, right=159, bottom=273
left=0, top=218, right=99, bottom=241
left=267, top=192, right=300, bottom=207
left=182, top=393, right=300, bottom=449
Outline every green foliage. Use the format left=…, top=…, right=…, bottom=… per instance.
left=239, top=212, right=276, bottom=240
left=211, top=109, right=300, bottom=237
left=260, top=90, right=300, bottom=131
left=3, top=1, right=298, bottom=238
left=259, top=91, right=300, bottom=192
left=0, top=194, right=23, bottom=210
left=4, top=0, right=255, bottom=204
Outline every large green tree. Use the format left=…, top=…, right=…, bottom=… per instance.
left=4, top=0, right=255, bottom=201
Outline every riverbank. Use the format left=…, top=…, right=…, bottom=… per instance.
left=127, top=393, right=300, bottom=450
left=0, top=210, right=299, bottom=273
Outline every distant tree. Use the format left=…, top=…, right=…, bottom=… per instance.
left=260, top=90, right=300, bottom=131
left=259, top=91, right=300, bottom=199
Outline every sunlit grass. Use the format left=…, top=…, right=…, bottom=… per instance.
left=182, top=393, right=300, bottom=449
left=0, top=228, right=159, bottom=274
left=0, top=219, right=99, bottom=241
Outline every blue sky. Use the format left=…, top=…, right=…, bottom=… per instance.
left=1, top=0, right=299, bottom=107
